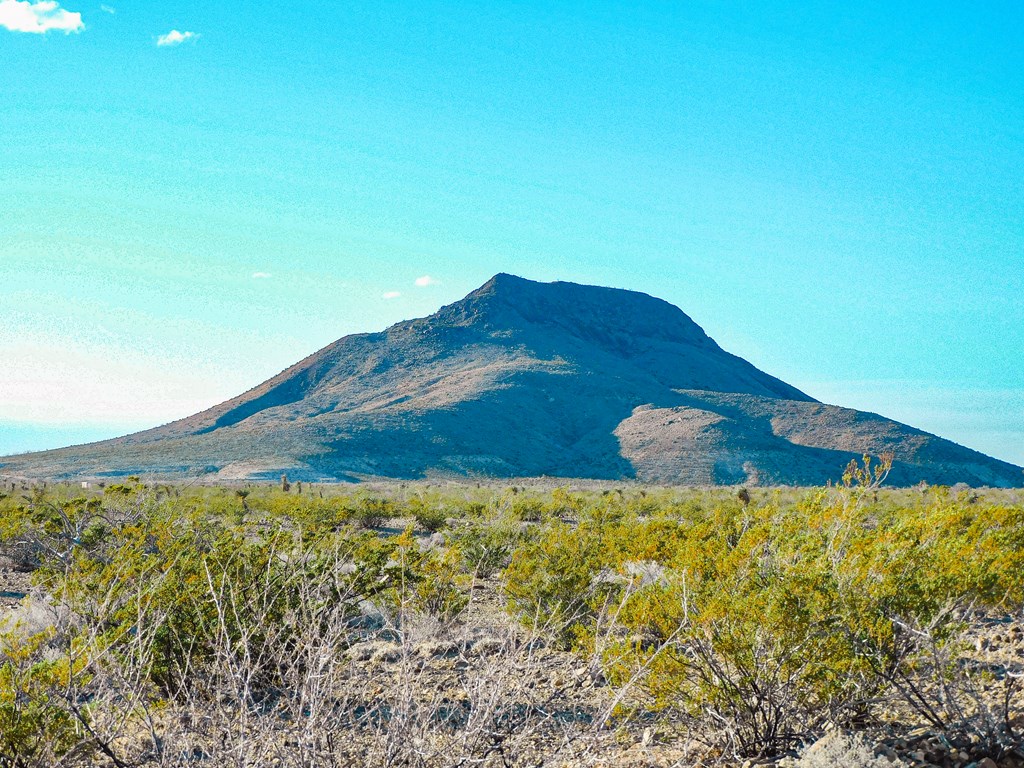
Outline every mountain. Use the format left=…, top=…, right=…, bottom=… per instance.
left=2, top=274, right=1021, bottom=486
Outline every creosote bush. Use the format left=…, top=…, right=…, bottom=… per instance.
left=504, top=459, right=1024, bottom=759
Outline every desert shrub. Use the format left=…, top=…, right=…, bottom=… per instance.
left=450, top=517, right=522, bottom=578
left=409, top=497, right=450, bottom=533
left=372, top=529, right=469, bottom=623
left=508, top=494, right=548, bottom=523
left=503, top=459, right=1024, bottom=758
left=38, top=501, right=422, bottom=692
left=504, top=518, right=620, bottom=646
left=546, top=486, right=586, bottom=519
left=279, top=495, right=355, bottom=537
left=460, top=500, right=488, bottom=518
left=825, top=491, right=1024, bottom=758
left=0, top=494, right=111, bottom=570
left=588, top=501, right=870, bottom=756
left=353, top=496, right=394, bottom=529
left=412, top=549, right=468, bottom=621
left=0, top=629, right=89, bottom=767
left=246, top=487, right=313, bottom=520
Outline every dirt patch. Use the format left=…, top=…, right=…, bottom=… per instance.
left=0, top=566, right=31, bottom=611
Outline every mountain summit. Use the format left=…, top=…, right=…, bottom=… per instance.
left=3, top=275, right=1021, bottom=486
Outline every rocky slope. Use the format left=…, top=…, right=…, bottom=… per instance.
left=2, top=274, right=1021, bottom=486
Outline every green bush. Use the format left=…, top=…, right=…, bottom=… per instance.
left=408, top=497, right=449, bottom=533
left=502, top=463, right=1024, bottom=758
left=0, top=629, right=89, bottom=767
left=450, top=518, right=521, bottom=578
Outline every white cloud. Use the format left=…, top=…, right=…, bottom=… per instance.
left=156, top=28, right=196, bottom=46
left=0, top=0, right=84, bottom=34
left=251, top=272, right=271, bottom=279
left=414, top=275, right=440, bottom=287
left=382, top=291, right=401, bottom=300
left=99, top=3, right=113, bottom=12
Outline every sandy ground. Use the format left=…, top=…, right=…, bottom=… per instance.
left=0, top=566, right=31, bottom=611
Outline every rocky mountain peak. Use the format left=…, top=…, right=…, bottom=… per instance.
left=2, top=275, right=1020, bottom=487
left=428, top=274, right=719, bottom=351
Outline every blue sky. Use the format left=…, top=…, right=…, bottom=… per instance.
left=1, top=1, right=1022, bottom=466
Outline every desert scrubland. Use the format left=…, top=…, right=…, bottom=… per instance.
left=1, top=462, right=1022, bottom=767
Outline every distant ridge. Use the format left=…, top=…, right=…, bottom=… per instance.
left=3, top=274, right=1021, bottom=486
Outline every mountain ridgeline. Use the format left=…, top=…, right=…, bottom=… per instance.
left=3, top=274, right=1021, bottom=486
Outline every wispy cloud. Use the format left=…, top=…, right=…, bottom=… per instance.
left=414, top=275, right=440, bottom=287
left=156, top=28, right=196, bottom=46
left=382, top=291, right=401, bottom=300
left=99, top=3, right=113, bottom=12
left=251, top=272, right=272, bottom=279
left=0, top=0, right=84, bottom=33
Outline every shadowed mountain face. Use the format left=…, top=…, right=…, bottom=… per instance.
left=3, top=274, right=1022, bottom=486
